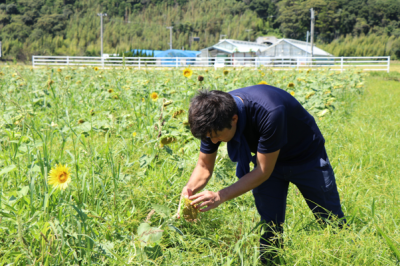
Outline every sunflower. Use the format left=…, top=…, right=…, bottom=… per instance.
left=173, top=109, right=184, bottom=118
left=197, top=75, right=204, bottom=82
left=305, top=92, right=315, bottom=99
left=132, top=132, right=137, bottom=137
left=78, top=119, right=85, bottom=124
left=150, top=92, right=159, bottom=101
left=160, top=136, right=177, bottom=145
left=163, top=100, right=173, bottom=107
left=290, top=91, right=295, bottom=96
left=287, top=82, right=295, bottom=88
left=258, top=81, right=268, bottom=85
left=181, top=197, right=199, bottom=222
left=108, top=89, right=114, bottom=93
left=48, top=164, right=71, bottom=190
left=183, top=68, right=193, bottom=78
left=94, top=67, right=99, bottom=71
left=223, top=70, right=229, bottom=76
left=57, top=68, right=62, bottom=72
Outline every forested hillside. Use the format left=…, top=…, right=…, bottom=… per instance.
left=0, top=0, right=400, bottom=60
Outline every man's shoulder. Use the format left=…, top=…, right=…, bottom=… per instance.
left=229, top=85, right=289, bottom=110
left=229, top=85, right=286, bottom=97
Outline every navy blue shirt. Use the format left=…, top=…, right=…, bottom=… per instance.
left=200, top=85, right=325, bottom=165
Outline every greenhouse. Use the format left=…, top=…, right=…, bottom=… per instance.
left=260, top=39, right=332, bottom=57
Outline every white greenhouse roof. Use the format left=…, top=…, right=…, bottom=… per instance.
left=261, top=39, right=332, bottom=56
left=205, top=39, right=269, bottom=54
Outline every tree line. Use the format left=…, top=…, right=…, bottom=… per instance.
left=0, top=0, right=399, bottom=61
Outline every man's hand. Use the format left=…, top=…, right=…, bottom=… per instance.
left=176, top=186, right=193, bottom=219
left=177, top=151, right=217, bottom=219
left=189, top=190, right=223, bottom=212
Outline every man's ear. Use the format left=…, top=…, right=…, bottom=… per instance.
left=231, top=114, right=238, bottom=125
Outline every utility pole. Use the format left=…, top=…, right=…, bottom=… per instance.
left=245, top=29, right=252, bottom=41
left=166, top=26, right=173, bottom=50
left=310, top=8, right=315, bottom=58
left=306, top=31, right=310, bottom=57
left=97, top=13, right=107, bottom=58
left=189, top=32, right=193, bottom=50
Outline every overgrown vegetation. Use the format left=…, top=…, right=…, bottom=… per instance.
left=0, top=0, right=400, bottom=60
left=320, top=33, right=400, bottom=59
left=4, top=65, right=400, bottom=265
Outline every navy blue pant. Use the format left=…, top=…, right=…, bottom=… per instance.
left=252, top=147, right=345, bottom=256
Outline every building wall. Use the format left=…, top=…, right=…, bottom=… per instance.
left=263, top=42, right=307, bottom=57
left=232, top=52, right=256, bottom=66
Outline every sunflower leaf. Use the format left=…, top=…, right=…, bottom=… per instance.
left=138, top=223, right=164, bottom=247
left=0, top=165, right=16, bottom=176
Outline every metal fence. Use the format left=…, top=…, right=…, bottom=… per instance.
left=32, top=56, right=390, bottom=72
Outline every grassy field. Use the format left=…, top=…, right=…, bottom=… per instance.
left=0, top=65, right=399, bottom=265
left=282, top=73, right=400, bottom=265
left=389, top=60, right=400, bottom=72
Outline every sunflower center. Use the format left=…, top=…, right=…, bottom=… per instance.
left=58, top=172, right=68, bottom=183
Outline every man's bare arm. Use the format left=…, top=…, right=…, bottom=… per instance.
left=177, top=151, right=217, bottom=218
left=189, top=150, right=280, bottom=212
left=218, top=150, right=279, bottom=202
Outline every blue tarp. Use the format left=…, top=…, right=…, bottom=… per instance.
left=129, top=49, right=201, bottom=65
left=130, top=49, right=163, bottom=56
left=154, top=49, right=200, bottom=57
left=155, top=49, right=201, bottom=65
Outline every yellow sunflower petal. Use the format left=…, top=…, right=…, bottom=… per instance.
left=48, top=164, right=71, bottom=190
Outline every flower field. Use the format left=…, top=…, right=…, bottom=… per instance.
left=0, top=65, right=378, bottom=265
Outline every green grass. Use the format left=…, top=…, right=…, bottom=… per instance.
left=279, top=75, right=400, bottom=265
left=0, top=66, right=399, bottom=265
left=389, top=60, right=400, bottom=73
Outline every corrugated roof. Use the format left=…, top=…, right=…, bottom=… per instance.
left=261, top=39, right=332, bottom=56
left=212, top=39, right=268, bottom=53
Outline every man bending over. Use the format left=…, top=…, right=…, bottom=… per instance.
left=178, top=85, right=345, bottom=263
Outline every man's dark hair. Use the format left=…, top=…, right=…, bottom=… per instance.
left=188, top=90, right=237, bottom=140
